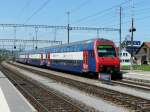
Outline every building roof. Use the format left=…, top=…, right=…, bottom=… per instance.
left=145, top=42, right=150, bottom=48
left=136, top=42, right=150, bottom=54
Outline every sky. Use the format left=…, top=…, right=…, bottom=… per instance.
left=0, top=0, right=149, bottom=49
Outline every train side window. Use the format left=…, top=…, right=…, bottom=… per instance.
left=67, top=47, right=69, bottom=52
left=73, top=47, right=75, bottom=52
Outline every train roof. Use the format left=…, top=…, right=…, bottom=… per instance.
left=44, top=38, right=112, bottom=49
left=20, top=38, right=113, bottom=53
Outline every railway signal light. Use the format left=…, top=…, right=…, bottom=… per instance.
left=129, top=27, right=136, bottom=32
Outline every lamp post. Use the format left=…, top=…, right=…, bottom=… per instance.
left=35, top=27, right=38, bottom=49
left=129, top=18, right=136, bottom=70
left=67, top=11, right=70, bottom=44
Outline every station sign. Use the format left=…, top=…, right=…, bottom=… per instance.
left=125, top=41, right=141, bottom=46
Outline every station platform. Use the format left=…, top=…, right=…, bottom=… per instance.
left=0, top=71, right=37, bottom=112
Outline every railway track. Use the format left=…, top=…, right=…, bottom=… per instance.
left=123, top=77, right=150, bottom=85
left=0, top=64, right=95, bottom=112
left=112, top=79, right=150, bottom=92
left=6, top=62, right=150, bottom=112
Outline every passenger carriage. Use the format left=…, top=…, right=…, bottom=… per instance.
left=16, top=38, right=122, bottom=79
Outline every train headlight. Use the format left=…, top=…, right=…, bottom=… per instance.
left=115, top=65, right=119, bottom=68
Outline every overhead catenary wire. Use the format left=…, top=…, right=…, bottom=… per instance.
left=72, top=0, right=145, bottom=26
left=72, top=0, right=131, bottom=24
left=94, top=0, right=148, bottom=28
left=69, top=0, right=91, bottom=14
left=86, top=10, right=118, bottom=26
left=124, top=7, right=150, bottom=18
left=122, top=0, right=146, bottom=9
left=23, top=0, right=51, bottom=24
left=105, top=14, right=150, bottom=28
left=52, top=0, right=91, bottom=23
left=18, top=0, right=32, bottom=19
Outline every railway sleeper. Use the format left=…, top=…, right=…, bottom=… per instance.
left=6, top=63, right=150, bottom=112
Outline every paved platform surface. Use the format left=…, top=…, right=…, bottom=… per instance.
left=123, top=70, right=150, bottom=81
left=0, top=71, right=37, bottom=112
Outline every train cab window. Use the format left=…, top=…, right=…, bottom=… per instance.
left=97, top=45, right=116, bottom=57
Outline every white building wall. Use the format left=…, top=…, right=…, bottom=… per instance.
left=120, top=49, right=131, bottom=66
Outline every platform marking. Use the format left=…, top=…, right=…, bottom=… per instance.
left=0, top=87, right=11, bottom=112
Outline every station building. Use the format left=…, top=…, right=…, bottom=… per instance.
left=135, top=42, right=150, bottom=65
left=120, top=49, right=131, bottom=66
left=120, top=40, right=141, bottom=66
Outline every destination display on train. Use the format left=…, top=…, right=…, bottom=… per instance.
left=97, top=45, right=113, bottom=49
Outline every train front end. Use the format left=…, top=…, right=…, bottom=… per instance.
left=94, top=40, right=122, bottom=79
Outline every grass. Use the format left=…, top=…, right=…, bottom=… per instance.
left=121, top=65, right=150, bottom=71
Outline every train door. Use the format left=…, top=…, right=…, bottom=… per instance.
left=41, top=53, right=44, bottom=65
left=27, top=53, right=29, bottom=63
left=83, top=50, right=88, bottom=72
left=25, top=54, right=27, bottom=63
left=48, top=53, right=51, bottom=65
left=88, top=50, right=95, bottom=72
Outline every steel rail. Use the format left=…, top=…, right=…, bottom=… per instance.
left=8, top=62, right=150, bottom=112
left=112, top=80, right=150, bottom=92
left=1, top=64, right=90, bottom=112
